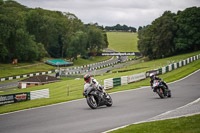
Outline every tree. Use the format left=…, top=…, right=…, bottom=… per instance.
left=138, top=25, right=154, bottom=59
left=174, top=7, right=200, bottom=52
left=138, top=11, right=178, bottom=59
left=0, top=42, right=8, bottom=62
left=26, top=8, right=85, bottom=58
left=138, top=26, right=143, bottom=31
left=87, top=25, right=107, bottom=53
left=105, top=24, right=137, bottom=32
left=0, top=1, right=49, bottom=62
left=0, top=0, right=109, bottom=62
left=68, top=31, right=88, bottom=60
left=150, top=11, right=178, bottom=58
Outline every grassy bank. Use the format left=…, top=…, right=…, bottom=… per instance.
left=107, top=32, right=138, bottom=52
left=109, top=114, right=200, bottom=133
left=0, top=51, right=200, bottom=114
left=0, top=56, right=111, bottom=79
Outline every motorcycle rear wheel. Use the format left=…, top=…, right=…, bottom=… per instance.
left=167, top=90, right=171, bottom=97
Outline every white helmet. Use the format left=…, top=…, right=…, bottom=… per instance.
left=150, top=73, right=155, bottom=79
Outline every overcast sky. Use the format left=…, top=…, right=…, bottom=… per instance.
left=15, top=0, right=200, bottom=28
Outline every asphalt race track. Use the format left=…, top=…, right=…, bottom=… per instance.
left=0, top=70, right=200, bottom=133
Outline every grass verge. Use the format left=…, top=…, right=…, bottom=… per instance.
left=109, top=114, right=200, bottom=133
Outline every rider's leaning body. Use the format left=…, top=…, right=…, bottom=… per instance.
left=83, top=74, right=106, bottom=95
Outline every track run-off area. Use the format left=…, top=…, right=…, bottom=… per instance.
left=0, top=70, right=200, bottom=133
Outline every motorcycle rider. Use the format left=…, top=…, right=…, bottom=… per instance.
left=149, top=73, right=169, bottom=92
left=83, top=74, right=108, bottom=98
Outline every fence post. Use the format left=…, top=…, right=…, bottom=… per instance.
left=67, top=85, right=69, bottom=96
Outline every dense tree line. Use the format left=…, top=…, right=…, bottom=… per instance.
left=105, top=24, right=136, bottom=32
left=138, top=7, right=200, bottom=59
left=0, top=0, right=108, bottom=63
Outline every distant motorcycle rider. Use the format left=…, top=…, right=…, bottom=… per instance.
left=83, top=74, right=107, bottom=97
left=149, top=73, right=169, bottom=92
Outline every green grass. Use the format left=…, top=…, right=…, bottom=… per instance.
left=0, top=56, right=111, bottom=79
left=109, top=114, right=200, bottom=133
left=107, top=32, right=138, bottom=52
left=110, top=51, right=200, bottom=77
left=0, top=51, right=200, bottom=114
left=0, top=62, right=55, bottom=78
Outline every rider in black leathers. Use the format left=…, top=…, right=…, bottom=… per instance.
left=150, top=73, right=169, bottom=92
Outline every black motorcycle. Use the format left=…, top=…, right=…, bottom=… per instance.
left=83, top=87, right=112, bottom=109
left=152, top=80, right=171, bottom=99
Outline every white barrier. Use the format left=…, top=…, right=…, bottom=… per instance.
left=1, top=78, right=5, bottom=81
left=128, top=72, right=146, bottom=83
left=187, top=58, right=190, bottom=64
left=162, top=67, right=166, bottom=74
left=183, top=60, right=186, bottom=65
left=179, top=61, right=182, bottom=67
left=104, top=78, right=113, bottom=90
left=174, top=63, right=177, bottom=69
left=168, top=64, right=172, bottom=71
left=48, top=71, right=52, bottom=74
left=30, top=88, right=49, bottom=100
left=121, top=76, right=128, bottom=85
left=9, top=77, right=13, bottom=80
left=42, top=72, right=46, bottom=75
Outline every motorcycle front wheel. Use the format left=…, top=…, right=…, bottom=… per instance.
left=87, top=95, right=98, bottom=109
left=156, top=88, right=164, bottom=99
left=106, top=94, right=113, bottom=107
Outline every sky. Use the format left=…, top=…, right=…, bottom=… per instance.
left=15, top=0, right=200, bottom=28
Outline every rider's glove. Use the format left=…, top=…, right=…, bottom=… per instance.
left=83, top=91, right=86, bottom=96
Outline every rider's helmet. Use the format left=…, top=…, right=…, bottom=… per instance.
left=84, top=74, right=91, bottom=83
left=150, top=73, right=155, bottom=80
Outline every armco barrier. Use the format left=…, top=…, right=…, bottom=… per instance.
left=156, top=54, right=200, bottom=75
left=103, top=54, right=200, bottom=90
